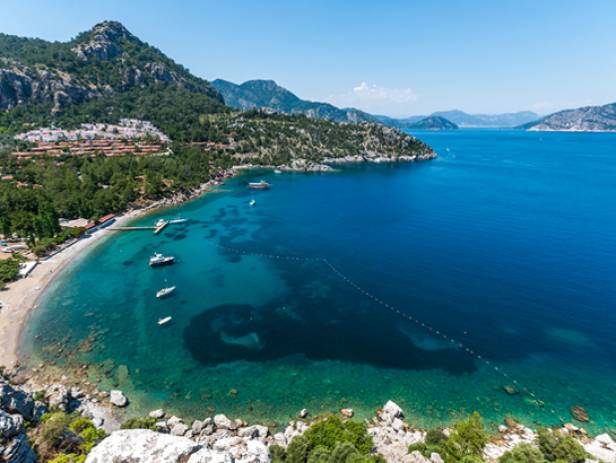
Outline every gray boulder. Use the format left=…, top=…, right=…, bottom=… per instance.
left=0, top=410, right=23, bottom=438
left=85, top=429, right=202, bottom=463
left=0, top=379, right=37, bottom=420
left=1, top=432, right=37, bottom=463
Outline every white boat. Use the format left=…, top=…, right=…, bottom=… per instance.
left=155, top=219, right=167, bottom=227
left=149, top=253, right=175, bottom=267
left=248, top=180, right=270, bottom=189
left=249, top=199, right=256, bottom=206
left=156, top=286, right=176, bottom=298
left=274, top=169, right=282, bottom=174
left=158, top=316, right=173, bottom=326
left=169, top=218, right=188, bottom=224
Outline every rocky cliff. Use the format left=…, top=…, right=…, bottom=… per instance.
left=0, top=21, right=222, bottom=112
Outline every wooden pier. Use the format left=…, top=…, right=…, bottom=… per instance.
left=110, top=221, right=168, bottom=235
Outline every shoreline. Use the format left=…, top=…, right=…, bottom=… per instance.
left=0, top=208, right=146, bottom=369
left=0, top=176, right=231, bottom=370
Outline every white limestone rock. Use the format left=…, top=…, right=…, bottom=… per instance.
left=149, top=409, right=166, bottom=419
left=85, top=429, right=202, bottom=463
left=368, top=425, right=424, bottom=463
left=214, top=414, right=234, bottom=429
left=109, top=389, right=128, bottom=407
left=244, top=439, right=270, bottom=462
left=379, top=400, right=404, bottom=425
left=584, top=433, right=616, bottom=463
left=170, top=422, right=190, bottom=436
left=167, top=416, right=183, bottom=427
left=188, top=448, right=234, bottom=463
left=238, top=424, right=269, bottom=439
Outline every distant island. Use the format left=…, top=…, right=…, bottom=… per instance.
left=520, top=102, right=616, bottom=132
left=406, top=115, right=459, bottom=130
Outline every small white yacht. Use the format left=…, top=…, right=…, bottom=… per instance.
left=249, top=199, right=256, bottom=206
left=169, top=218, right=188, bottom=224
left=248, top=180, right=270, bottom=189
left=158, top=316, right=173, bottom=326
left=156, top=286, right=176, bottom=298
left=274, top=169, right=282, bottom=174
left=149, top=253, right=175, bottom=267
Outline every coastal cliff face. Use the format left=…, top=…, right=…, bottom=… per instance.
left=521, top=102, right=616, bottom=131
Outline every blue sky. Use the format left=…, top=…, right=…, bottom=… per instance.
left=1, top=0, right=615, bottom=116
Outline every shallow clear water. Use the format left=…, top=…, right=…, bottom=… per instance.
left=22, top=130, right=616, bottom=431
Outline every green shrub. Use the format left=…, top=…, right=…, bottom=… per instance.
left=272, top=416, right=384, bottom=462
left=425, top=428, right=447, bottom=446
left=408, top=413, right=488, bottom=463
left=270, top=444, right=288, bottom=462
left=304, top=416, right=374, bottom=455
left=537, top=429, right=587, bottom=463
left=121, top=416, right=158, bottom=431
left=500, top=443, right=546, bottom=463
left=285, top=435, right=310, bottom=463
left=48, top=454, right=85, bottom=463
left=443, top=412, right=488, bottom=462
left=35, top=412, right=106, bottom=461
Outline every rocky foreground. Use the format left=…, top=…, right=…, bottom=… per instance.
left=2, top=373, right=616, bottom=463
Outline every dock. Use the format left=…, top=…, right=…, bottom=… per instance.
left=110, top=221, right=168, bottom=235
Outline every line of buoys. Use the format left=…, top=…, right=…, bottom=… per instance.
left=217, top=243, right=561, bottom=422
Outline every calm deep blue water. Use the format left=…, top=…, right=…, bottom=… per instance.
left=22, top=130, right=616, bottom=431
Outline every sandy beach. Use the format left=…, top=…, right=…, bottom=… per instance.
left=0, top=209, right=145, bottom=369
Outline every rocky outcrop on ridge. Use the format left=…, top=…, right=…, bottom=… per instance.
left=0, top=21, right=222, bottom=112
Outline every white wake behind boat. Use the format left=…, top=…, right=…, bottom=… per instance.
left=156, top=286, right=176, bottom=298
left=158, top=316, right=172, bottom=326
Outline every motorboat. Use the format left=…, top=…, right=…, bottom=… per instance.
left=156, top=286, right=176, bottom=298
left=149, top=253, right=175, bottom=267
left=158, top=316, right=172, bottom=326
left=248, top=180, right=270, bottom=189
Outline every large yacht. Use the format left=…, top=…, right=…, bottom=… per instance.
left=248, top=180, right=270, bottom=189
left=149, top=252, right=175, bottom=267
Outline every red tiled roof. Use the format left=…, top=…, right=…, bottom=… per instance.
left=98, top=214, right=115, bottom=223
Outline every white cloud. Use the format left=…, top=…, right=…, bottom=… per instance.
left=327, top=82, right=418, bottom=115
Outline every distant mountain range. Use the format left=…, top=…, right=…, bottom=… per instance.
left=430, top=110, right=540, bottom=128
left=211, top=79, right=374, bottom=123
left=212, top=79, right=541, bottom=129
left=520, top=102, right=616, bottom=131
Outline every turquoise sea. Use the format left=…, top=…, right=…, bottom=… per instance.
left=21, top=130, right=616, bottom=432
